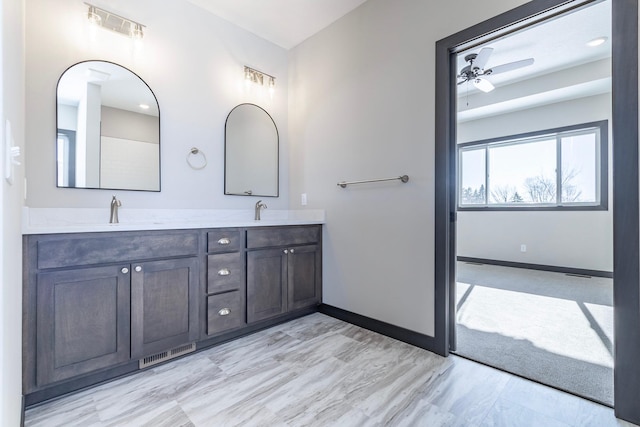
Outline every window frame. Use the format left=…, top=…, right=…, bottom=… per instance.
left=457, top=120, right=608, bottom=211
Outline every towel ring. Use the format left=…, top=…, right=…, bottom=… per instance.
left=186, top=147, right=207, bottom=170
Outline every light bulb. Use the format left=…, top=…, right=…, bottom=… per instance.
left=87, top=6, right=101, bottom=26
left=268, top=77, right=275, bottom=97
left=131, top=24, right=144, bottom=40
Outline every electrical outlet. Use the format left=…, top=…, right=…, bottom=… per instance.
left=301, top=193, right=308, bottom=206
left=520, top=244, right=527, bottom=252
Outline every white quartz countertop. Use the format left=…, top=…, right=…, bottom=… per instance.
left=22, top=208, right=325, bottom=234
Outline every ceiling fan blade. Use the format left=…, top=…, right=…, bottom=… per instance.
left=473, top=77, right=494, bottom=93
left=485, top=58, right=534, bottom=75
left=473, top=47, right=494, bottom=70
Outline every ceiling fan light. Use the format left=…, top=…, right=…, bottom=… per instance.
left=473, top=78, right=494, bottom=93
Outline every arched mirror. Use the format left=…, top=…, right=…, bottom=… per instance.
left=225, top=103, right=279, bottom=197
left=56, top=60, right=160, bottom=191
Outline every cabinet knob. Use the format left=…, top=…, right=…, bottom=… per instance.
left=218, top=308, right=231, bottom=316
left=290, top=249, right=295, bottom=254
left=217, top=268, right=230, bottom=276
left=283, top=249, right=288, bottom=254
left=134, top=266, right=142, bottom=272
left=217, top=238, right=231, bottom=245
left=121, top=267, right=129, bottom=274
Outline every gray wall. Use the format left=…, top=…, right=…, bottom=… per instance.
left=101, top=106, right=159, bottom=144
left=2, top=0, right=25, bottom=424
left=25, top=0, right=289, bottom=209
left=457, top=93, right=613, bottom=272
left=288, top=0, right=531, bottom=335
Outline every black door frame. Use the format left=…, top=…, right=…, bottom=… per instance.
left=434, top=0, right=639, bottom=423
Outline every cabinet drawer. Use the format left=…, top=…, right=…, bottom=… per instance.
left=36, top=231, right=199, bottom=269
left=246, top=226, right=320, bottom=249
left=207, top=291, right=245, bottom=335
left=207, top=229, right=242, bottom=253
left=207, top=253, right=243, bottom=294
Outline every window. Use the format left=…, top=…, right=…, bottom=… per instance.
left=458, top=121, right=607, bottom=210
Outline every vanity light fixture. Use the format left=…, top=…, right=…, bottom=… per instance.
left=85, top=3, right=145, bottom=41
left=244, top=66, right=276, bottom=91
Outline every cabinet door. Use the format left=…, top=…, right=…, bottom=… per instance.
left=247, top=248, right=287, bottom=323
left=288, top=245, right=322, bottom=311
left=36, top=265, right=130, bottom=386
left=131, top=258, right=199, bottom=359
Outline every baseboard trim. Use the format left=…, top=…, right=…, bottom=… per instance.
left=318, top=304, right=441, bottom=355
left=457, top=256, right=613, bottom=279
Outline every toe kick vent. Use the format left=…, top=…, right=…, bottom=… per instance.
left=139, top=342, right=196, bottom=369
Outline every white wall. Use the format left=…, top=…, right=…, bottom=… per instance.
left=457, top=93, right=613, bottom=272
left=2, top=0, right=24, bottom=424
left=25, top=0, right=289, bottom=209
left=288, top=0, right=529, bottom=335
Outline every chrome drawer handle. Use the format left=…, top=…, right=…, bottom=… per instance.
left=121, top=267, right=129, bottom=274
left=217, top=268, right=230, bottom=276
left=217, top=238, right=231, bottom=245
left=290, top=249, right=295, bottom=254
left=218, top=308, right=231, bottom=316
left=283, top=249, right=288, bottom=254
left=135, top=266, right=142, bottom=272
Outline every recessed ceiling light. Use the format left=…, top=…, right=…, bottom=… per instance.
left=139, top=104, right=150, bottom=110
left=586, top=37, right=608, bottom=47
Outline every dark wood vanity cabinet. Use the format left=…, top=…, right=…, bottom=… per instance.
left=246, top=226, right=322, bottom=323
left=23, top=230, right=200, bottom=396
left=23, top=224, right=321, bottom=405
left=35, top=257, right=200, bottom=383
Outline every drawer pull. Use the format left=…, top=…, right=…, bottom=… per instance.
left=121, top=267, right=129, bottom=274
left=217, top=238, right=231, bottom=245
left=218, top=308, right=231, bottom=316
left=283, top=249, right=288, bottom=254
left=135, top=266, right=142, bottom=272
left=290, top=249, right=295, bottom=254
left=217, top=268, right=231, bottom=276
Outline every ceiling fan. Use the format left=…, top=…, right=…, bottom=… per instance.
left=457, top=47, right=534, bottom=93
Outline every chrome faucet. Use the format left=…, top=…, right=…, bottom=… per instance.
left=254, top=200, right=267, bottom=221
left=110, top=195, right=122, bottom=224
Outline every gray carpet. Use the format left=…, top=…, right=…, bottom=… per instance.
left=455, top=262, right=614, bottom=405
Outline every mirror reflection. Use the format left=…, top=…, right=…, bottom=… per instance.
left=56, top=60, right=160, bottom=191
left=225, top=103, right=279, bottom=197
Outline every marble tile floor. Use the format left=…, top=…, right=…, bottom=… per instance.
left=24, top=313, right=637, bottom=427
